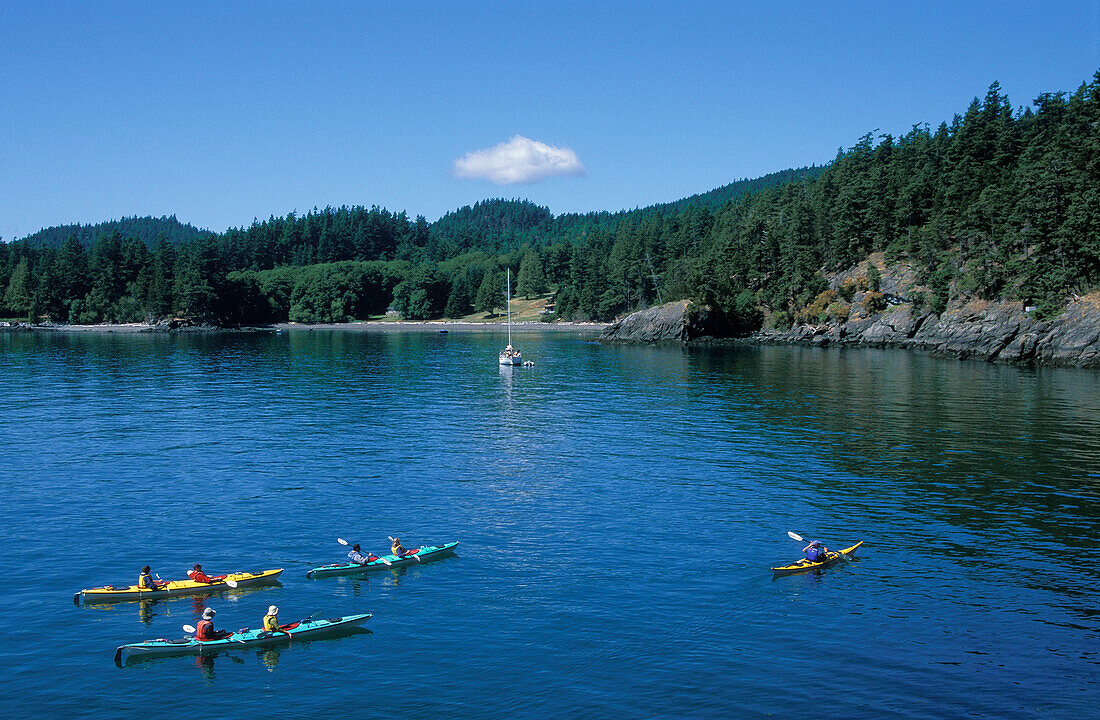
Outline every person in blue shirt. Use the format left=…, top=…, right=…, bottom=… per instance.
left=137, top=565, right=167, bottom=591
left=802, top=540, right=829, bottom=563
left=347, top=544, right=377, bottom=565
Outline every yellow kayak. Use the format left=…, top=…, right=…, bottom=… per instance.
left=74, top=568, right=284, bottom=604
left=771, top=542, right=863, bottom=577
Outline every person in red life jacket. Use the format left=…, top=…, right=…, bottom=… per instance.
left=137, top=566, right=167, bottom=591
left=347, top=544, right=378, bottom=565
left=187, top=563, right=227, bottom=584
left=195, top=607, right=233, bottom=641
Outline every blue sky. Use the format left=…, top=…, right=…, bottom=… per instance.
left=1, top=1, right=1097, bottom=239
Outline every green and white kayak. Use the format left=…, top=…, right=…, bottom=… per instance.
left=771, top=541, right=863, bottom=577
left=306, top=542, right=459, bottom=578
left=114, top=613, right=371, bottom=665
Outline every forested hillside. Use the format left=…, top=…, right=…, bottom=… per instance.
left=17, top=215, right=212, bottom=249
left=2, top=72, right=1097, bottom=327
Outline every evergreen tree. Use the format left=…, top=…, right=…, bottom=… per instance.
left=515, top=250, right=548, bottom=298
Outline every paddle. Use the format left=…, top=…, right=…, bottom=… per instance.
left=388, top=536, right=421, bottom=562
left=787, top=531, right=850, bottom=563
left=338, top=537, right=391, bottom=566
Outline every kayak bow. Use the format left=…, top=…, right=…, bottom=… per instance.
left=306, top=542, right=459, bottom=578
left=75, top=569, right=283, bottom=605
left=771, top=541, right=863, bottom=577
left=114, top=613, right=371, bottom=665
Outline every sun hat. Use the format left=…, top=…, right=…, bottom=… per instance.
left=202, top=607, right=216, bottom=619
left=268, top=605, right=279, bottom=615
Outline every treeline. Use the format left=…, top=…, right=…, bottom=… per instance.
left=2, top=72, right=1097, bottom=327
left=18, top=215, right=212, bottom=249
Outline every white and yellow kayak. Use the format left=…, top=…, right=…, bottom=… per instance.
left=771, top=542, right=863, bottom=577
left=74, top=568, right=284, bottom=604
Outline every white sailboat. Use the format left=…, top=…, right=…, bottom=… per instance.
left=498, top=269, right=522, bottom=366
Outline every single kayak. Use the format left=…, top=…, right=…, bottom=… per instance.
left=306, top=542, right=459, bottom=578
left=75, top=568, right=284, bottom=604
left=114, top=613, right=371, bottom=665
left=771, top=541, right=863, bottom=577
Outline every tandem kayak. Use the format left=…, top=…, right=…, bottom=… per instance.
left=771, top=541, right=863, bottom=577
left=114, top=612, right=371, bottom=665
left=75, top=569, right=284, bottom=605
left=306, top=542, right=459, bottom=578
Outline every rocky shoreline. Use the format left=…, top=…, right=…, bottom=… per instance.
left=600, top=297, right=1100, bottom=369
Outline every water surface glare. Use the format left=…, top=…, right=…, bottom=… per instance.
left=2, top=328, right=1099, bottom=719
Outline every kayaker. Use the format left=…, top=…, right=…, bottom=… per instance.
left=347, top=543, right=377, bottom=565
left=195, top=608, right=233, bottom=641
left=263, top=605, right=293, bottom=638
left=138, top=566, right=167, bottom=591
left=391, top=537, right=408, bottom=557
left=187, top=563, right=226, bottom=584
left=802, top=540, right=829, bottom=562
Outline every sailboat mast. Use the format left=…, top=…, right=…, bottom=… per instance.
left=506, top=269, right=512, bottom=345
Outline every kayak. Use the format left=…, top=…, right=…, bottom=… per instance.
left=75, top=568, right=284, bottom=605
left=306, top=542, right=459, bottom=578
left=771, top=541, right=863, bottom=577
left=114, top=613, right=371, bottom=665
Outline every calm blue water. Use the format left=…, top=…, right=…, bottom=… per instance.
left=2, top=328, right=1099, bottom=719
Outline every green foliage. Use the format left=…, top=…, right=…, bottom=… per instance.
left=474, top=270, right=503, bottom=315
left=515, top=250, right=548, bottom=298
left=391, top=265, right=450, bottom=320
left=866, top=265, right=882, bottom=292
left=770, top=310, right=793, bottom=330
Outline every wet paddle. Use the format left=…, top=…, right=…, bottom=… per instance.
left=338, top=537, right=391, bottom=565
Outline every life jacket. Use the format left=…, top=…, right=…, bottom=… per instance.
left=263, top=614, right=279, bottom=632
left=188, top=569, right=213, bottom=583
left=195, top=619, right=216, bottom=640
left=138, top=572, right=155, bottom=589
left=806, top=546, right=826, bottom=562
left=392, top=542, right=405, bottom=556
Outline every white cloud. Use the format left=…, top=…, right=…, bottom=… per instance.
left=452, top=135, right=586, bottom=184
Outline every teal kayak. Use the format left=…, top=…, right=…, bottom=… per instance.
left=306, top=542, right=459, bottom=578
left=114, top=613, right=371, bottom=665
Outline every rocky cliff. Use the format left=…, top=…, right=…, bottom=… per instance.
left=599, top=300, right=728, bottom=343
left=601, top=296, right=1100, bottom=368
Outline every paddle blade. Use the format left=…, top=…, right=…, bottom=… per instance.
left=787, top=531, right=805, bottom=542
left=337, top=537, right=350, bottom=546
left=183, top=624, right=197, bottom=634
left=225, top=579, right=238, bottom=588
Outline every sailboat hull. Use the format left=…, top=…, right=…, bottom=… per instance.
left=499, top=355, right=522, bottom=366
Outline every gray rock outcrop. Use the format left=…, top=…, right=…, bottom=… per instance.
left=600, top=300, right=726, bottom=343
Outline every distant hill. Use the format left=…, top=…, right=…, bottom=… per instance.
left=646, top=165, right=827, bottom=215
left=19, top=215, right=212, bottom=249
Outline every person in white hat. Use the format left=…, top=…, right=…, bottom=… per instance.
left=195, top=607, right=232, bottom=641
left=263, top=605, right=293, bottom=638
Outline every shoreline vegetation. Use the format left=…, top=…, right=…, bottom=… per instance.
left=0, top=319, right=607, bottom=334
